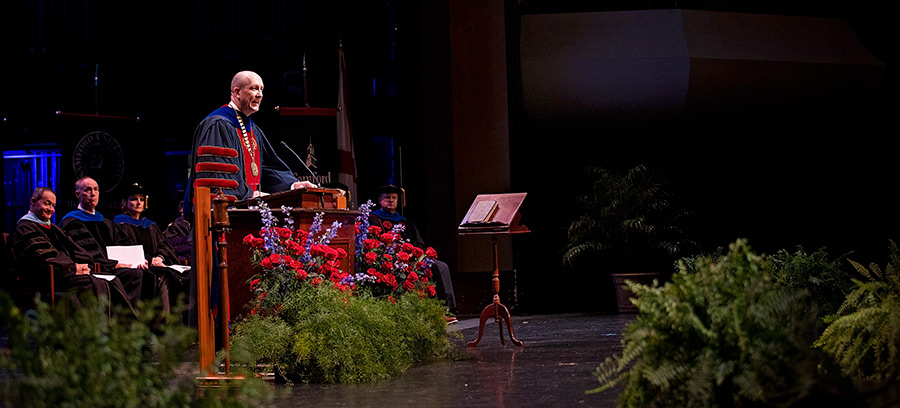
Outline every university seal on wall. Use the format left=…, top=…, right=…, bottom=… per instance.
left=72, top=131, right=125, bottom=193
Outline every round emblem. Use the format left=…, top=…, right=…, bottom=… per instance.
left=72, top=131, right=126, bottom=193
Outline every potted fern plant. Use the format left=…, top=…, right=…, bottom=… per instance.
left=563, top=163, right=695, bottom=312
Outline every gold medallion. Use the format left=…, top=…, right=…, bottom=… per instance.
left=251, top=162, right=259, bottom=177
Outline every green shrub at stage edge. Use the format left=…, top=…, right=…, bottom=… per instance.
left=815, top=240, right=900, bottom=384
left=229, top=284, right=462, bottom=384
left=590, top=239, right=857, bottom=407
left=0, top=294, right=276, bottom=408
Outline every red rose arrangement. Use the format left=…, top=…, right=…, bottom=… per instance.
left=350, top=201, right=439, bottom=299
left=242, top=201, right=348, bottom=315
left=242, top=200, right=439, bottom=316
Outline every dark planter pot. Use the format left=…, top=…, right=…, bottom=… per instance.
left=611, top=272, right=660, bottom=313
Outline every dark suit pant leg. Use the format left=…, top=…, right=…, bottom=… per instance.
left=113, top=268, right=144, bottom=306
left=432, top=259, right=456, bottom=313
left=145, top=266, right=175, bottom=313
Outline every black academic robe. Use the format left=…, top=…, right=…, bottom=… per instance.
left=12, top=219, right=135, bottom=312
left=114, top=215, right=188, bottom=313
left=164, top=216, right=192, bottom=263
left=186, top=106, right=297, bottom=207
left=114, top=215, right=179, bottom=265
left=369, top=210, right=426, bottom=249
left=58, top=212, right=145, bottom=305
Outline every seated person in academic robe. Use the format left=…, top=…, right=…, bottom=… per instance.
left=12, top=187, right=137, bottom=313
left=114, top=183, right=190, bottom=314
left=369, top=185, right=458, bottom=320
left=164, top=198, right=192, bottom=264
left=57, top=177, right=147, bottom=307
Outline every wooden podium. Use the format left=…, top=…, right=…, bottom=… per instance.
left=459, top=193, right=529, bottom=347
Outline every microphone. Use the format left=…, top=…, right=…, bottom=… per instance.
left=280, top=141, right=320, bottom=186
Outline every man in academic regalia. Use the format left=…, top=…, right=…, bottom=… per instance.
left=58, top=177, right=146, bottom=306
left=186, top=70, right=316, bottom=207
left=114, top=183, right=190, bottom=316
left=183, top=70, right=316, bottom=328
left=369, top=185, right=458, bottom=321
left=12, top=187, right=136, bottom=313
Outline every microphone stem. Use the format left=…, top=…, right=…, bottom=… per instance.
left=280, top=141, right=320, bottom=186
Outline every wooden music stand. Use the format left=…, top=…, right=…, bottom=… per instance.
left=459, top=193, right=529, bottom=347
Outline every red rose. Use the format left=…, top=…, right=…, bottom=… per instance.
left=295, top=270, right=308, bottom=280
left=382, top=274, right=398, bottom=289
left=425, top=285, right=436, bottom=297
left=383, top=253, right=393, bottom=261
left=397, top=251, right=411, bottom=262
left=311, top=277, right=323, bottom=286
left=363, top=239, right=382, bottom=250
left=401, top=242, right=415, bottom=253
left=402, top=278, right=416, bottom=291
left=368, top=225, right=383, bottom=235
left=242, top=234, right=255, bottom=245
left=285, top=240, right=304, bottom=255
left=388, top=296, right=397, bottom=305
left=311, top=244, right=328, bottom=257
left=336, top=248, right=348, bottom=259
left=249, top=278, right=261, bottom=289
left=260, top=254, right=279, bottom=269
left=255, top=238, right=266, bottom=248
left=276, top=227, right=292, bottom=239
left=382, top=261, right=394, bottom=272
left=425, top=247, right=438, bottom=258
left=379, top=233, right=396, bottom=245
left=412, top=247, right=424, bottom=258
left=407, top=271, right=419, bottom=282
left=365, top=252, right=379, bottom=263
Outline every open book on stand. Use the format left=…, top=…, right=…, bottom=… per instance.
left=461, top=200, right=500, bottom=225
left=458, top=193, right=528, bottom=233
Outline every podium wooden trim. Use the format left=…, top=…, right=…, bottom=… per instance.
left=193, top=187, right=217, bottom=373
left=459, top=193, right=529, bottom=347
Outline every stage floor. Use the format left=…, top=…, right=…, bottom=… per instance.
left=249, top=313, right=633, bottom=407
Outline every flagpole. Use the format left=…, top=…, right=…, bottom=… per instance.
left=398, top=146, right=404, bottom=216
left=302, top=53, right=309, bottom=107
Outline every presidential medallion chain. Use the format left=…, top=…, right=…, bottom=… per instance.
left=229, top=101, right=259, bottom=177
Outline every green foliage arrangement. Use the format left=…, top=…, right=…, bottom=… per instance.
left=0, top=294, right=275, bottom=408
left=230, top=285, right=459, bottom=384
left=770, top=246, right=853, bottom=334
left=815, top=240, right=900, bottom=383
left=563, top=163, right=695, bottom=274
left=591, top=239, right=827, bottom=407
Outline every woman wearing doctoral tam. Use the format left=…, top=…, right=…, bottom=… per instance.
left=114, top=183, right=189, bottom=315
